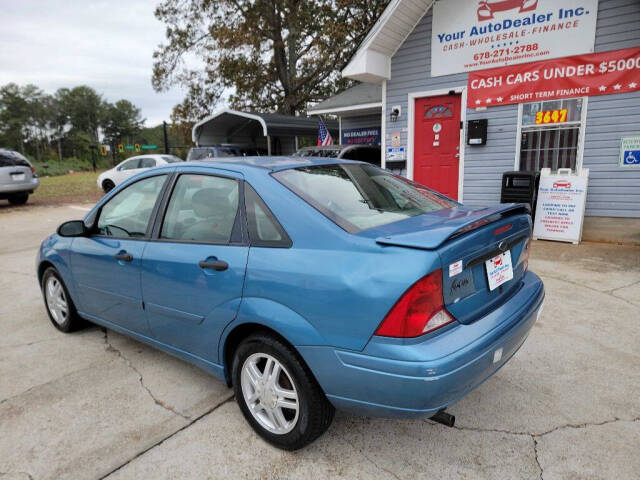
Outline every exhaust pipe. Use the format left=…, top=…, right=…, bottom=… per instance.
left=430, top=409, right=455, bottom=427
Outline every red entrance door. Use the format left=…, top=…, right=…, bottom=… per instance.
left=413, top=94, right=462, bottom=200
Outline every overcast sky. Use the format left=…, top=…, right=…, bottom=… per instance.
left=0, top=0, right=186, bottom=126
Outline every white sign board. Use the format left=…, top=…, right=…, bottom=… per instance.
left=619, top=136, right=640, bottom=168
left=431, top=0, right=599, bottom=77
left=386, top=147, right=406, bottom=161
left=533, top=168, right=589, bottom=244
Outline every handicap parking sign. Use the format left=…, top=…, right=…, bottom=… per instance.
left=620, top=137, right=640, bottom=168
left=622, top=150, right=640, bottom=166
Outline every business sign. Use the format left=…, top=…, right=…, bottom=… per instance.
left=533, top=168, right=589, bottom=244
left=431, top=0, right=598, bottom=77
left=467, top=46, right=640, bottom=108
left=620, top=136, right=640, bottom=168
left=341, top=127, right=380, bottom=145
left=386, top=147, right=406, bottom=161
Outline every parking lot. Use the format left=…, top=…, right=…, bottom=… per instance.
left=1, top=203, right=639, bottom=480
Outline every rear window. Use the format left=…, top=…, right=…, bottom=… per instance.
left=0, top=150, right=30, bottom=168
left=273, top=164, right=458, bottom=233
left=187, top=148, right=214, bottom=161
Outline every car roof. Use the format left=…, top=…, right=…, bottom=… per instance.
left=176, top=156, right=365, bottom=173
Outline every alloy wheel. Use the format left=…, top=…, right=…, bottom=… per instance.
left=45, top=276, right=68, bottom=325
left=240, top=352, right=299, bottom=435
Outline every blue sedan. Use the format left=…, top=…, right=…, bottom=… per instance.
left=37, top=157, right=544, bottom=450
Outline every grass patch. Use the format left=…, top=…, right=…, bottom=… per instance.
left=32, top=170, right=104, bottom=203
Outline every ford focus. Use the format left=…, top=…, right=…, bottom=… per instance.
left=37, top=157, right=544, bottom=450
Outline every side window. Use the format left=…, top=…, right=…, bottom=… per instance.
left=161, top=174, right=239, bottom=244
left=96, top=175, right=167, bottom=238
left=118, top=158, right=140, bottom=171
left=139, top=158, right=156, bottom=168
left=244, top=183, right=291, bottom=247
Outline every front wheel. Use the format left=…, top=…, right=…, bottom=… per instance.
left=102, top=179, right=115, bottom=193
left=41, top=267, right=85, bottom=332
left=232, top=333, right=335, bottom=450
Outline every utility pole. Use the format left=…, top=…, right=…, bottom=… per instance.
left=163, top=121, right=169, bottom=154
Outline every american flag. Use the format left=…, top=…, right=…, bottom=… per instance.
left=317, top=118, right=333, bottom=146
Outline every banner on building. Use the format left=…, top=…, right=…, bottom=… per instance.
left=431, top=0, right=599, bottom=77
left=341, top=127, right=381, bottom=146
left=467, top=46, right=640, bottom=108
left=533, top=168, right=589, bottom=244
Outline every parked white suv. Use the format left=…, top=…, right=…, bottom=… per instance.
left=97, top=154, right=182, bottom=192
left=0, top=149, right=39, bottom=205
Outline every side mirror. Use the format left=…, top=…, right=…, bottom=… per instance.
left=57, top=220, right=88, bottom=237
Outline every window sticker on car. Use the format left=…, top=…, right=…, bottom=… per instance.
left=449, top=260, right=463, bottom=277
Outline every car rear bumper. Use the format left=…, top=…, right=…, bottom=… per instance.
left=298, top=270, right=544, bottom=418
left=0, top=177, right=39, bottom=195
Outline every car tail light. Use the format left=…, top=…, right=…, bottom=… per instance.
left=30, top=166, right=36, bottom=174
left=375, top=269, right=455, bottom=338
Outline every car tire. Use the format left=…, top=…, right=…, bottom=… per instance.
left=41, top=267, right=85, bottom=333
left=102, top=179, right=115, bottom=193
left=8, top=193, right=29, bottom=205
left=232, top=333, right=335, bottom=450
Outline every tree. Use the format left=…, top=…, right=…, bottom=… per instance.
left=153, top=0, right=389, bottom=119
left=0, top=83, right=51, bottom=156
left=102, top=100, right=144, bottom=145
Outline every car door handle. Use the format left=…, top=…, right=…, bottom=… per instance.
left=115, top=252, right=133, bottom=262
left=198, top=260, right=228, bottom=271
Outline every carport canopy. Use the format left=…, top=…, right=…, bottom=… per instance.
left=192, top=108, right=338, bottom=146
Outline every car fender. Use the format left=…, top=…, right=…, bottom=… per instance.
left=38, top=237, right=83, bottom=310
left=218, top=296, right=327, bottom=364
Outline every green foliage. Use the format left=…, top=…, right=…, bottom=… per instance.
left=102, top=99, right=144, bottom=146
left=153, top=0, right=389, bottom=120
left=31, top=157, right=111, bottom=177
left=0, top=83, right=151, bottom=164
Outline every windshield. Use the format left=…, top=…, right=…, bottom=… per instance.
left=297, top=148, right=341, bottom=158
left=273, top=164, right=458, bottom=233
left=187, top=148, right=214, bottom=161
left=0, top=150, right=30, bottom=168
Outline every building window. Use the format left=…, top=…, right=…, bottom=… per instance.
left=518, top=98, right=585, bottom=172
left=425, top=104, right=452, bottom=118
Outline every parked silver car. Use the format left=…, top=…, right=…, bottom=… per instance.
left=0, top=149, right=39, bottom=205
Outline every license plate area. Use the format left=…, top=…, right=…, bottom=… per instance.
left=10, top=172, right=26, bottom=181
left=485, top=251, right=513, bottom=291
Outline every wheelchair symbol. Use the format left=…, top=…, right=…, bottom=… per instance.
left=625, top=151, right=639, bottom=165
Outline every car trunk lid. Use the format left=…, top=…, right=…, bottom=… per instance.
left=369, top=204, right=532, bottom=325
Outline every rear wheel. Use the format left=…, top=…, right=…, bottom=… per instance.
left=41, top=267, right=85, bottom=333
left=232, top=333, right=334, bottom=450
left=102, top=179, right=115, bottom=193
left=8, top=193, right=29, bottom=205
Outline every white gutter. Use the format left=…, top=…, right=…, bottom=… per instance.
left=308, top=102, right=383, bottom=116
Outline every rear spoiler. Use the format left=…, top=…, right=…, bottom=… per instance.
left=376, top=204, right=530, bottom=251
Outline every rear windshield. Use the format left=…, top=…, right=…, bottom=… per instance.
left=273, top=164, right=458, bottom=233
left=297, top=149, right=341, bottom=158
left=187, top=148, right=214, bottom=161
left=0, top=150, right=30, bottom=168
left=162, top=155, right=182, bottom=163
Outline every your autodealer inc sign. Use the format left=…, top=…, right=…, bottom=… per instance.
left=431, top=0, right=599, bottom=77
